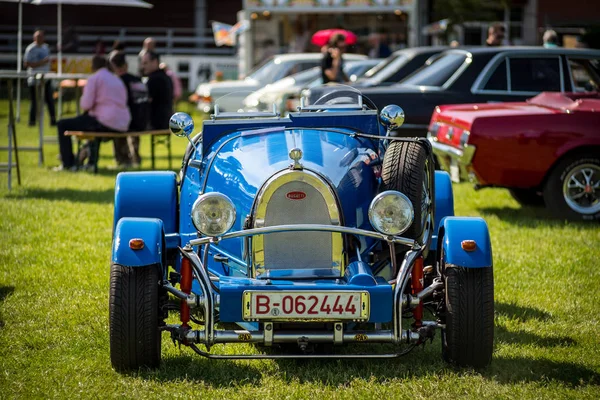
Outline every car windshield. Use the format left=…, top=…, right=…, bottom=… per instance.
left=399, top=52, right=467, bottom=87
left=305, top=84, right=366, bottom=109
left=247, top=57, right=320, bottom=85
left=360, top=54, right=408, bottom=83
left=246, top=56, right=277, bottom=83
left=217, top=84, right=367, bottom=114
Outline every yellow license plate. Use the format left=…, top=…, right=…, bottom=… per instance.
left=242, top=291, right=369, bottom=321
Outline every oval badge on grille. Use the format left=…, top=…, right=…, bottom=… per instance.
left=286, top=191, right=306, bottom=200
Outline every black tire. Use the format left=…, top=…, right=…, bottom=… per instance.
left=543, top=155, right=600, bottom=221
left=109, top=263, right=162, bottom=372
left=508, top=188, right=545, bottom=207
left=381, top=141, right=429, bottom=239
left=442, top=266, right=494, bottom=368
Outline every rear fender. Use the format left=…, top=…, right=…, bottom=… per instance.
left=438, top=217, right=492, bottom=268
left=431, top=171, right=454, bottom=251
left=112, top=217, right=165, bottom=268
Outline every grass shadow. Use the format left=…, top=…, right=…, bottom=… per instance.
left=485, top=356, right=599, bottom=386
left=494, top=302, right=576, bottom=348
left=135, top=353, right=262, bottom=386
left=495, top=301, right=553, bottom=322
left=5, top=187, right=114, bottom=204
left=495, top=325, right=576, bottom=348
left=0, top=286, right=15, bottom=329
left=0, top=286, right=14, bottom=302
left=142, top=336, right=596, bottom=388
left=477, top=206, right=588, bottom=228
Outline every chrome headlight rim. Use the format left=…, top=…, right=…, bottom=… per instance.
left=368, top=190, right=414, bottom=236
left=191, top=192, right=237, bottom=237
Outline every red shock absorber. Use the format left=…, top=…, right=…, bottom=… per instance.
left=180, top=257, right=192, bottom=328
left=411, top=256, right=424, bottom=328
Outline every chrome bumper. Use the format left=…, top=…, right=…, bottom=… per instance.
left=163, top=219, right=440, bottom=358
left=428, top=136, right=477, bottom=183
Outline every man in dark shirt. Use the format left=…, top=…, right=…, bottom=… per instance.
left=109, top=50, right=149, bottom=167
left=141, top=50, right=173, bottom=130
left=321, top=34, right=349, bottom=84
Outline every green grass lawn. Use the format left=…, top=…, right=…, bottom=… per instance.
left=1, top=99, right=599, bottom=399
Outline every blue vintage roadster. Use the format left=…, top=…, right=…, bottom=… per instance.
left=109, top=87, right=494, bottom=371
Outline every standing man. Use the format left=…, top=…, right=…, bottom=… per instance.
left=138, top=37, right=156, bottom=75
left=24, top=30, right=56, bottom=127
left=54, top=55, right=130, bottom=171
left=109, top=50, right=149, bottom=167
left=322, top=34, right=349, bottom=84
left=141, top=51, right=173, bottom=130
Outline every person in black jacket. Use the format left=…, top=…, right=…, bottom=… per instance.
left=109, top=50, right=149, bottom=167
left=140, top=50, right=173, bottom=130
left=321, top=34, right=349, bottom=84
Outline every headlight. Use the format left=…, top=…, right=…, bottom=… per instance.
left=191, top=193, right=236, bottom=236
left=368, top=191, right=414, bottom=236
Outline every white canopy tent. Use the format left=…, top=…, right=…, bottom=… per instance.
left=30, top=0, right=154, bottom=76
left=2, top=0, right=153, bottom=119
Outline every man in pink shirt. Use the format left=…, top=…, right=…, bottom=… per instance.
left=54, top=55, right=131, bottom=171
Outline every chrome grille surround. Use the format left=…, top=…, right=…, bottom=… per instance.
left=251, top=169, right=343, bottom=277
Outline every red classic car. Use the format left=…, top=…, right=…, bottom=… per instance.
left=428, top=92, right=600, bottom=221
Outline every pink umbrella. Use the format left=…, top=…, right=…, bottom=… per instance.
left=311, top=29, right=357, bottom=47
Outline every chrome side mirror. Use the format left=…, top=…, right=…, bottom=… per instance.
left=380, top=105, right=405, bottom=133
left=169, top=112, right=194, bottom=138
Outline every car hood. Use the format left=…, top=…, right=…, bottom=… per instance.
left=199, top=128, right=379, bottom=238
left=196, top=79, right=260, bottom=96
left=434, top=102, right=557, bottom=130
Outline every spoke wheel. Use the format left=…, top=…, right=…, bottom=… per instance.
left=544, top=155, right=600, bottom=221
left=562, top=163, right=600, bottom=215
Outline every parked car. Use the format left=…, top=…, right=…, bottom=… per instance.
left=109, top=87, right=494, bottom=372
left=195, top=53, right=367, bottom=113
left=355, top=46, right=447, bottom=87
left=243, top=59, right=382, bottom=113
left=359, top=47, right=600, bottom=137
left=428, top=92, right=600, bottom=221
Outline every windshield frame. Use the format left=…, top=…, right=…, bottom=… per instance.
left=398, top=50, right=472, bottom=88
left=360, top=53, right=408, bottom=84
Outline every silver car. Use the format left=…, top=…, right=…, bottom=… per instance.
left=195, top=53, right=367, bottom=113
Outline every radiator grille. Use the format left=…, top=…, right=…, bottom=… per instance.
left=252, top=170, right=343, bottom=276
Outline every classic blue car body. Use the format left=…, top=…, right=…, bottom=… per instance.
left=110, top=93, right=494, bottom=367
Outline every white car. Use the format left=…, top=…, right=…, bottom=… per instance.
left=195, top=52, right=367, bottom=113
left=244, top=59, right=382, bottom=113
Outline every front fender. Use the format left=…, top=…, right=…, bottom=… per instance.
left=112, top=217, right=165, bottom=268
left=439, top=217, right=492, bottom=268
left=431, top=171, right=454, bottom=250
left=113, top=171, right=178, bottom=234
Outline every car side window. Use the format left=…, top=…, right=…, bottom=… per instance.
left=509, top=57, right=561, bottom=92
left=483, top=59, right=507, bottom=91
left=568, top=58, right=600, bottom=92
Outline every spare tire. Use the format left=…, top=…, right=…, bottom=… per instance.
left=381, top=141, right=430, bottom=240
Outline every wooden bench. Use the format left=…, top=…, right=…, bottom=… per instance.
left=65, top=129, right=171, bottom=172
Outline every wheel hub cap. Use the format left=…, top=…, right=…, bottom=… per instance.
left=563, top=164, right=600, bottom=215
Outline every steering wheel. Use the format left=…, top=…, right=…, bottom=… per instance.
left=313, top=89, right=379, bottom=111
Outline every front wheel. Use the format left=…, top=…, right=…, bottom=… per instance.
left=109, top=263, right=163, bottom=372
left=442, top=266, right=494, bottom=368
left=543, top=156, right=600, bottom=221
